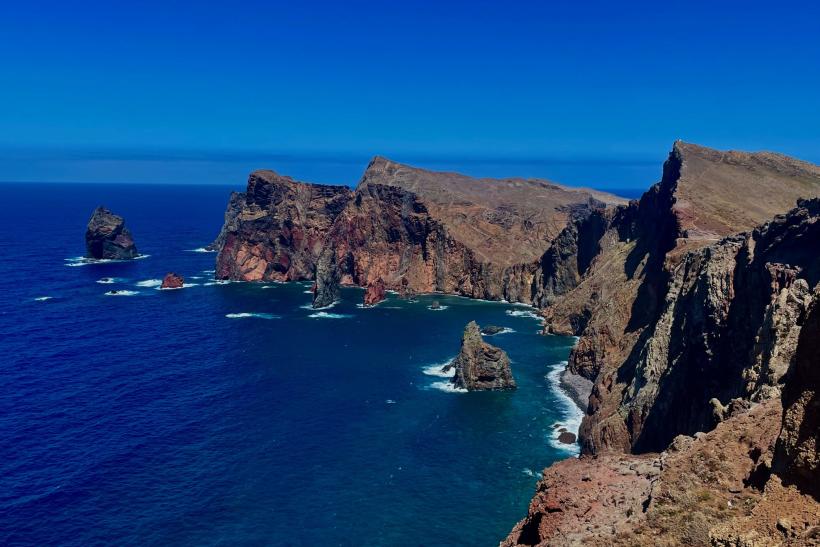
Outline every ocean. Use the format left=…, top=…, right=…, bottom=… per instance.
left=0, top=183, right=582, bottom=546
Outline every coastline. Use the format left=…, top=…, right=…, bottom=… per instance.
left=557, top=367, right=592, bottom=412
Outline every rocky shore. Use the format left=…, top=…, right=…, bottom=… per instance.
left=204, top=141, right=820, bottom=545
left=558, top=368, right=592, bottom=411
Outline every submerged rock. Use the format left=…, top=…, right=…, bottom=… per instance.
left=480, top=325, right=505, bottom=336
left=450, top=321, right=516, bottom=391
left=430, top=300, right=441, bottom=310
left=161, top=272, right=184, bottom=289
left=363, top=277, right=386, bottom=306
left=85, top=206, right=138, bottom=260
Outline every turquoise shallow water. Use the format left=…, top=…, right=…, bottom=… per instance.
left=0, top=183, right=579, bottom=546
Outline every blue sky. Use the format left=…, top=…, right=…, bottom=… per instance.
left=1, top=1, right=818, bottom=189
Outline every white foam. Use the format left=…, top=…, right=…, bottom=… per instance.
left=186, top=247, right=217, bottom=253
left=203, top=280, right=231, bottom=286
left=427, top=305, right=449, bottom=311
left=65, top=255, right=148, bottom=267
left=34, top=296, right=53, bottom=301
left=303, top=290, right=314, bottom=294
left=225, top=312, right=279, bottom=319
left=483, top=327, right=515, bottom=335
left=429, top=381, right=467, bottom=393
left=261, top=285, right=276, bottom=289
left=96, top=277, right=124, bottom=284
left=189, top=276, right=203, bottom=280
left=522, top=468, right=538, bottom=478
left=105, top=290, right=139, bottom=296
left=158, top=283, right=199, bottom=291
left=505, top=309, right=543, bottom=321
left=308, top=312, right=351, bottom=319
left=545, top=361, right=584, bottom=455
left=201, top=269, right=216, bottom=274
left=422, top=359, right=456, bottom=378
left=385, top=399, right=397, bottom=404
left=135, top=279, right=162, bottom=288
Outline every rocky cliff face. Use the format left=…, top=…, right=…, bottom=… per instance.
left=446, top=321, right=516, bottom=391
left=215, top=170, right=353, bottom=282
left=85, top=206, right=139, bottom=260
left=505, top=143, right=820, bottom=545
left=215, top=159, right=623, bottom=307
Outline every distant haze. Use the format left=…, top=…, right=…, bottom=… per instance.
left=0, top=147, right=658, bottom=195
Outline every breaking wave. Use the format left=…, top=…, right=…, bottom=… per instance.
left=105, top=290, right=139, bottom=296
left=421, top=359, right=456, bottom=378
left=65, top=255, right=149, bottom=267
left=225, top=313, right=279, bottom=319
left=545, top=360, right=584, bottom=455
left=308, top=312, right=351, bottom=319
left=135, top=279, right=162, bottom=288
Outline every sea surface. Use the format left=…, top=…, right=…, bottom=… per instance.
left=0, top=183, right=583, bottom=546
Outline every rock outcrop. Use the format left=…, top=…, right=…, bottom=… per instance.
left=363, top=277, right=386, bottom=306
left=213, top=159, right=624, bottom=307
left=774, top=286, right=820, bottom=498
left=85, top=206, right=139, bottom=260
left=446, top=321, right=516, bottom=391
left=504, top=143, right=820, bottom=545
left=161, top=272, right=184, bottom=289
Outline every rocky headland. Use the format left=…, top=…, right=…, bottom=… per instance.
left=207, top=141, right=820, bottom=545
left=503, top=143, right=820, bottom=545
left=85, top=206, right=138, bottom=260
left=444, top=321, right=516, bottom=391
left=212, top=158, right=625, bottom=308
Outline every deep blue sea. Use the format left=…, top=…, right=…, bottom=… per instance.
left=0, top=183, right=582, bottom=546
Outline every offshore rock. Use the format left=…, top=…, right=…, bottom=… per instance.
left=481, top=325, right=506, bottom=336
left=363, top=277, right=386, bottom=306
left=450, top=321, right=516, bottom=391
left=85, top=206, right=139, bottom=260
left=161, top=272, right=184, bottom=289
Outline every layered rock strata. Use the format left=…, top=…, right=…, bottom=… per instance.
left=85, top=206, right=139, bottom=260
left=213, top=159, right=624, bottom=308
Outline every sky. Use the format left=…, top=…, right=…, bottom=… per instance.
left=1, top=0, right=818, bottom=190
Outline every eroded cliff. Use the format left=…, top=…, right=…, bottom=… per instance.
left=214, top=158, right=624, bottom=306
left=504, top=142, right=820, bottom=545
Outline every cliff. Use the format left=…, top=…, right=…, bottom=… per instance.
left=504, top=141, right=820, bottom=545
left=214, top=159, right=624, bottom=306
left=215, top=170, right=353, bottom=282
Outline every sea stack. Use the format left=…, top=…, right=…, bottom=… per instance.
left=447, top=321, right=516, bottom=391
left=161, top=272, right=184, bottom=289
left=85, top=206, right=138, bottom=260
left=363, top=278, right=386, bottom=306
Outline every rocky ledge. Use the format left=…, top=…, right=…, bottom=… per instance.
left=443, top=321, right=516, bottom=391
left=85, top=206, right=138, bottom=260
